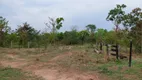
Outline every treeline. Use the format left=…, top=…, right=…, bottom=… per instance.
left=0, top=4, right=141, bottom=53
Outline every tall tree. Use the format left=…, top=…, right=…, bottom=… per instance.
left=45, top=17, right=64, bottom=43
left=122, top=8, right=142, bottom=53
left=86, top=24, right=96, bottom=43
left=0, top=16, right=10, bottom=46
left=17, top=22, right=29, bottom=47
left=106, top=4, right=126, bottom=32
left=122, top=8, right=142, bottom=29
left=45, top=17, right=64, bottom=33
left=86, top=24, right=96, bottom=34
left=78, top=30, right=89, bottom=44
left=17, top=22, right=39, bottom=48
left=130, top=20, right=142, bottom=53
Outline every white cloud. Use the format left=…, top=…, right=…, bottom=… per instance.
left=0, top=0, right=142, bottom=31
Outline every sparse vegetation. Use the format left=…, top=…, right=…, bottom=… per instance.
left=0, top=4, right=141, bottom=80
left=0, top=45, right=142, bottom=80
left=0, top=67, right=44, bottom=80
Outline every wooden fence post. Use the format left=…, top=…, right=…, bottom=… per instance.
left=111, top=44, right=119, bottom=60
left=106, top=44, right=109, bottom=55
left=129, top=40, right=132, bottom=67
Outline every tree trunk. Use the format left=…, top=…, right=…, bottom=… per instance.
left=115, top=25, right=119, bottom=32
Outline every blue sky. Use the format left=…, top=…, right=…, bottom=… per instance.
left=0, top=0, right=142, bottom=32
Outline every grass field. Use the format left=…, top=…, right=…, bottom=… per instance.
left=0, top=45, right=142, bottom=80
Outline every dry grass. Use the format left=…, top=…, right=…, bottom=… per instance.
left=0, top=45, right=142, bottom=80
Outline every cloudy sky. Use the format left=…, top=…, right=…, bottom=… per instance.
left=0, top=0, right=142, bottom=32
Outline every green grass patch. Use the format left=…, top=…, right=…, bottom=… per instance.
left=0, top=67, right=44, bottom=80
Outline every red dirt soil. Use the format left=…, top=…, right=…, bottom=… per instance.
left=0, top=52, right=105, bottom=80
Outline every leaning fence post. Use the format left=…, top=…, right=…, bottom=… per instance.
left=129, top=40, right=132, bottom=67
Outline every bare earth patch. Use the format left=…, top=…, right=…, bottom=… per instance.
left=34, top=68, right=100, bottom=80
left=0, top=52, right=104, bottom=80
